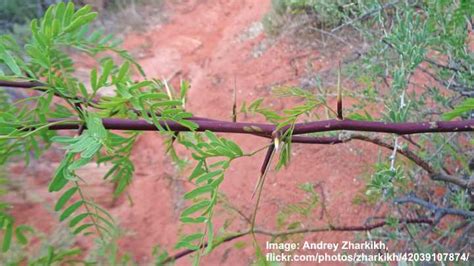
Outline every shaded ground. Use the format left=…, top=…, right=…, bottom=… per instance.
left=6, top=0, right=387, bottom=265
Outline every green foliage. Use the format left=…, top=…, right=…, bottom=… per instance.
left=98, top=132, right=137, bottom=196
left=365, top=163, right=407, bottom=200
left=443, top=98, right=474, bottom=120
left=176, top=131, right=245, bottom=262
left=0, top=2, right=132, bottom=255
left=451, top=189, right=472, bottom=211
left=242, top=86, right=323, bottom=168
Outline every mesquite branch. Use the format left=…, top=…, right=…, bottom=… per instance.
left=43, top=118, right=474, bottom=188
left=4, top=79, right=474, bottom=135
left=44, top=118, right=474, bottom=189
left=3, top=79, right=473, bottom=189
left=44, top=117, right=474, bottom=135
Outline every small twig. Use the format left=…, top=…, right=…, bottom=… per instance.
left=161, top=230, right=250, bottom=264
left=308, top=26, right=353, bottom=48
left=255, top=218, right=432, bottom=237
left=401, top=135, right=421, bottom=149
left=313, top=182, right=328, bottom=220
left=330, top=0, right=400, bottom=33
left=419, top=67, right=472, bottom=93
left=395, top=194, right=474, bottom=224
left=424, top=57, right=468, bottom=73
left=347, top=134, right=473, bottom=189
left=164, top=218, right=433, bottom=263
left=224, top=202, right=252, bottom=225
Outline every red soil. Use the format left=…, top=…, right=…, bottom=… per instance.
left=7, top=0, right=390, bottom=265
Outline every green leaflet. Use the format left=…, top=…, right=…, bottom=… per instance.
left=90, top=68, right=98, bottom=91
left=1, top=220, right=13, bottom=252
left=223, top=139, right=243, bottom=157
left=180, top=200, right=211, bottom=218
left=195, top=170, right=223, bottom=185
left=204, top=221, right=214, bottom=254
left=175, top=233, right=204, bottom=250
left=442, top=98, right=474, bottom=120
left=48, top=153, right=74, bottom=192
left=54, top=187, right=78, bottom=211
left=25, top=44, right=49, bottom=68
left=189, top=160, right=205, bottom=181
left=80, top=141, right=102, bottom=158
left=210, top=175, right=224, bottom=188
left=65, top=134, right=94, bottom=153
left=98, top=59, right=114, bottom=89
left=86, top=114, right=107, bottom=140
left=180, top=216, right=207, bottom=224
left=15, top=225, right=33, bottom=245
left=59, top=201, right=84, bottom=222
left=69, top=213, right=89, bottom=228
left=64, top=12, right=98, bottom=33
left=68, top=157, right=92, bottom=172
left=186, top=131, right=244, bottom=159
left=183, top=185, right=215, bottom=200
left=0, top=50, right=22, bottom=76
left=113, top=164, right=133, bottom=196
left=72, top=223, right=94, bottom=235
left=176, top=119, right=198, bottom=131
left=51, top=136, right=76, bottom=144
left=115, top=61, right=130, bottom=83
left=55, top=115, right=106, bottom=162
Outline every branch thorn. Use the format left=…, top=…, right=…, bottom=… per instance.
left=336, top=61, right=343, bottom=120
